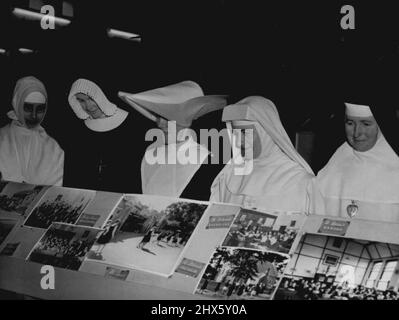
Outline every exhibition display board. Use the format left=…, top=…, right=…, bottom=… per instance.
left=0, top=181, right=398, bottom=300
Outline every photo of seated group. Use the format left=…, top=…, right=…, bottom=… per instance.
left=85, top=195, right=209, bottom=277
left=274, top=233, right=399, bottom=300
left=0, top=182, right=46, bottom=219
left=221, top=208, right=300, bottom=254
left=195, top=246, right=290, bottom=300
left=23, top=187, right=96, bottom=229
left=26, top=222, right=102, bottom=271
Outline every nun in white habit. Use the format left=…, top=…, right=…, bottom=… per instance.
left=210, top=96, right=314, bottom=213
left=313, top=102, right=399, bottom=223
left=118, top=81, right=227, bottom=199
left=0, top=76, right=64, bottom=186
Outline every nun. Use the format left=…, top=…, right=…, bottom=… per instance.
left=66, top=78, right=148, bottom=193
left=118, top=80, right=227, bottom=200
left=313, top=101, right=399, bottom=222
left=210, top=96, right=314, bottom=213
left=0, top=76, right=64, bottom=186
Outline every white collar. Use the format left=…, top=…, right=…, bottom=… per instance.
left=84, top=108, right=128, bottom=132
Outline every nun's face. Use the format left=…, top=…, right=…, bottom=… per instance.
left=231, top=122, right=261, bottom=159
left=345, top=115, right=379, bottom=152
left=23, top=102, right=47, bottom=128
left=75, top=93, right=105, bottom=119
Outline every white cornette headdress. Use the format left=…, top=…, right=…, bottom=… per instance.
left=345, top=102, right=373, bottom=117
left=68, top=79, right=128, bottom=132
left=68, top=79, right=118, bottom=119
left=118, top=80, right=227, bottom=127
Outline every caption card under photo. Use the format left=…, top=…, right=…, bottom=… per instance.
left=85, top=194, right=209, bottom=277
left=194, top=246, right=290, bottom=300
left=26, top=222, right=102, bottom=271
left=76, top=192, right=124, bottom=229
left=23, top=186, right=96, bottom=229
left=104, top=266, right=130, bottom=281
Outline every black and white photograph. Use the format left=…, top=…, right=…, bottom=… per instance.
left=86, top=195, right=208, bottom=276
left=221, top=209, right=298, bottom=254
left=195, top=247, right=290, bottom=300
left=0, top=182, right=46, bottom=218
left=2, top=0, right=399, bottom=301
left=23, top=187, right=95, bottom=229
left=26, top=222, right=102, bottom=271
left=274, top=233, right=399, bottom=300
left=0, top=217, right=18, bottom=246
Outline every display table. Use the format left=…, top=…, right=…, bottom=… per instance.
left=0, top=256, right=208, bottom=300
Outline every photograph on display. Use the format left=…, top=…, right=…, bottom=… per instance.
left=221, top=208, right=298, bottom=254
left=0, top=217, right=19, bottom=246
left=24, top=187, right=96, bottom=229
left=195, top=247, right=290, bottom=300
left=274, top=233, right=399, bottom=300
left=0, top=182, right=45, bottom=218
left=86, top=195, right=208, bottom=276
left=27, top=222, right=102, bottom=271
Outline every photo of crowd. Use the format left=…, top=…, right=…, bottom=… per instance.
left=24, top=187, right=95, bottom=229
left=0, top=217, right=18, bottom=246
left=195, top=247, right=290, bottom=300
left=222, top=209, right=298, bottom=254
left=275, top=276, right=399, bottom=300
left=86, top=195, right=208, bottom=276
left=274, top=232, right=399, bottom=300
left=27, top=222, right=102, bottom=271
left=0, top=183, right=45, bottom=218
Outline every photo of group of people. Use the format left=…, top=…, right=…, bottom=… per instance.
left=275, top=276, right=399, bottom=300
left=221, top=209, right=298, bottom=254
left=195, top=247, right=290, bottom=300
left=0, top=183, right=45, bottom=218
left=24, top=187, right=95, bottom=229
left=27, top=222, right=102, bottom=271
left=274, top=232, right=399, bottom=300
left=86, top=195, right=208, bottom=276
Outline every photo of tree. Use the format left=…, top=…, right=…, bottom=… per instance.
left=85, top=194, right=208, bottom=277
left=195, top=247, right=290, bottom=300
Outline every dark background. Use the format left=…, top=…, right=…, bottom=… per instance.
left=1, top=0, right=399, bottom=178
